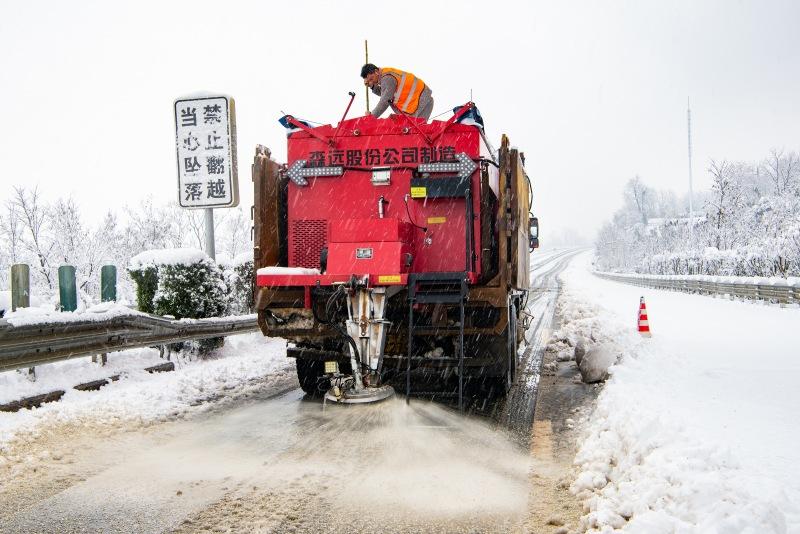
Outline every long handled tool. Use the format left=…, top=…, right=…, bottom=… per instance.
left=330, top=91, right=356, bottom=147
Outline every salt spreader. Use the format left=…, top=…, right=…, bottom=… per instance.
left=252, top=99, right=538, bottom=409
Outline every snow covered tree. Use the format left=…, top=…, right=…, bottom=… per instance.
left=706, top=159, right=744, bottom=250
left=595, top=144, right=800, bottom=278
left=49, top=197, right=107, bottom=298
left=11, top=186, right=55, bottom=293
left=623, top=175, right=654, bottom=225
left=123, top=196, right=184, bottom=252
left=761, top=148, right=799, bottom=197
left=218, top=206, right=251, bottom=259
left=219, top=253, right=254, bottom=315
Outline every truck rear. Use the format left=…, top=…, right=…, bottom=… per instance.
left=252, top=103, right=537, bottom=408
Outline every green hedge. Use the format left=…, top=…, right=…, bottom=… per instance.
left=129, top=265, right=158, bottom=314
left=128, top=249, right=228, bottom=354
left=153, top=261, right=226, bottom=319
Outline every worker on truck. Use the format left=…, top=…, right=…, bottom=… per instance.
left=361, top=63, right=434, bottom=120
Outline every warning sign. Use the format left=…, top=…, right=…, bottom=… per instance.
left=410, top=186, right=427, bottom=198
left=174, top=95, right=239, bottom=209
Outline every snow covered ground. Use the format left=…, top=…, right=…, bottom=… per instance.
left=0, top=333, right=292, bottom=453
left=560, top=252, right=800, bottom=533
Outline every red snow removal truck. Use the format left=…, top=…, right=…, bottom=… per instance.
left=252, top=101, right=538, bottom=408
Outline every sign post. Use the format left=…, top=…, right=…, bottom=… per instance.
left=174, top=94, right=239, bottom=260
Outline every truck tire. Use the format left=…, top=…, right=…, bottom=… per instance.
left=295, top=359, right=326, bottom=396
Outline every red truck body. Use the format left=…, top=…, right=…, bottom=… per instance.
left=257, top=112, right=494, bottom=290
left=251, top=104, right=533, bottom=406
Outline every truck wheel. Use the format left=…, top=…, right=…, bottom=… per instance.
left=295, top=359, right=326, bottom=396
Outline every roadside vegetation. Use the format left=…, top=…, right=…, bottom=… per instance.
left=596, top=148, right=800, bottom=277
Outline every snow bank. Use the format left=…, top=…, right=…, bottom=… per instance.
left=0, top=345, right=164, bottom=405
left=128, top=248, right=210, bottom=270
left=3, top=302, right=143, bottom=327
left=0, top=291, right=50, bottom=317
left=0, top=332, right=291, bottom=451
left=563, top=252, right=800, bottom=532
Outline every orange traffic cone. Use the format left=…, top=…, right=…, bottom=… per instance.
left=638, top=296, right=652, bottom=337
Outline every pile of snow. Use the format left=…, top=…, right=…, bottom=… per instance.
left=0, top=291, right=51, bottom=318
left=128, top=248, right=210, bottom=270
left=0, top=345, right=165, bottom=405
left=577, top=344, right=619, bottom=383
left=0, top=332, right=292, bottom=453
left=3, top=301, right=142, bottom=327
left=561, top=252, right=800, bottom=532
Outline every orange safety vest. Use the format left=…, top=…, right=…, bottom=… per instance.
left=381, top=67, right=427, bottom=115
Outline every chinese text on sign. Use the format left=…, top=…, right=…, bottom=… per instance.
left=174, top=95, right=239, bottom=208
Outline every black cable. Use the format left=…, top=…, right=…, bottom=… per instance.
left=403, top=194, right=427, bottom=232
left=311, top=286, right=331, bottom=324
left=311, top=285, right=360, bottom=363
left=333, top=321, right=360, bottom=363
left=327, top=285, right=361, bottom=363
left=480, top=157, right=500, bottom=169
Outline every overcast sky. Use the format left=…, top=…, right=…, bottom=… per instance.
left=1, top=0, right=798, bottom=243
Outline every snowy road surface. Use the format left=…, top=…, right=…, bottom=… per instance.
left=0, top=249, right=578, bottom=533
left=3, top=248, right=797, bottom=532
left=3, top=391, right=531, bottom=533
left=561, top=252, right=800, bottom=533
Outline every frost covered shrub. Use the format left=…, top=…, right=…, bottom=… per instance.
left=218, top=252, right=254, bottom=315
left=153, top=260, right=227, bottom=319
left=230, top=258, right=254, bottom=314
left=130, top=248, right=226, bottom=319
left=129, top=248, right=227, bottom=354
left=128, top=265, right=158, bottom=313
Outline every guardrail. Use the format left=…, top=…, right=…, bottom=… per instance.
left=0, top=313, right=259, bottom=373
left=593, top=271, right=800, bottom=305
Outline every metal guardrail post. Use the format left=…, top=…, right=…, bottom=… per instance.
left=101, top=265, right=117, bottom=302
left=11, top=264, right=30, bottom=311
left=58, top=265, right=78, bottom=312
left=96, top=265, right=116, bottom=365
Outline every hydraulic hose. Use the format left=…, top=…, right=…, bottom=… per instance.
left=311, top=285, right=360, bottom=362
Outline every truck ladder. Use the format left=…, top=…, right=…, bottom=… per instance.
left=406, top=272, right=469, bottom=412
